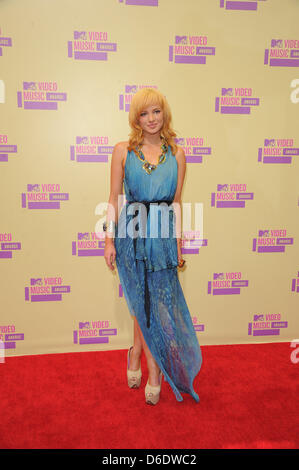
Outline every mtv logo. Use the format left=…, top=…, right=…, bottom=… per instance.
left=27, top=184, right=40, bottom=192
left=258, top=230, right=269, bottom=237
left=23, top=81, right=36, bottom=90
left=214, top=273, right=224, bottom=280
left=79, top=321, right=90, bottom=329
left=221, top=88, right=233, bottom=96
left=271, top=39, right=283, bottom=48
left=0, top=80, right=5, bottom=104
left=125, top=85, right=138, bottom=93
left=264, top=139, right=275, bottom=146
left=74, top=31, right=87, bottom=40
left=217, top=184, right=228, bottom=191
left=76, top=136, right=89, bottom=144
left=30, top=278, right=43, bottom=285
left=78, top=232, right=89, bottom=240
left=254, top=314, right=264, bottom=321
left=175, top=35, right=187, bottom=44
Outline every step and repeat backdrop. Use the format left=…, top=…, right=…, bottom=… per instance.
left=0, top=0, right=298, bottom=357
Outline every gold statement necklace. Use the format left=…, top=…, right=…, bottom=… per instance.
left=134, top=136, right=168, bottom=175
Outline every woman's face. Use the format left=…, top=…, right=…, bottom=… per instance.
left=138, top=103, right=164, bottom=136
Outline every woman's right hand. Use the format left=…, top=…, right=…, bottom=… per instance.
left=104, top=240, right=116, bottom=271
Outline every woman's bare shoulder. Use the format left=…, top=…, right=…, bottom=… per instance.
left=174, top=145, right=186, bottom=160
left=114, top=141, right=129, bottom=152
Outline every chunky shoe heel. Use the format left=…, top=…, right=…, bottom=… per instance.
left=127, top=346, right=142, bottom=389
left=145, top=370, right=162, bottom=405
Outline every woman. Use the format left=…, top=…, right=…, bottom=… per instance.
left=104, top=88, right=202, bottom=405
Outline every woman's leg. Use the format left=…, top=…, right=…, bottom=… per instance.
left=134, top=317, right=161, bottom=387
left=129, top=316, right=143, bottom=370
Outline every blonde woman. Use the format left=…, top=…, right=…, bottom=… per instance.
left=104, top=88, right=202, bottom=405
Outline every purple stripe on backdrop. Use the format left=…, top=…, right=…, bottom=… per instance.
left=119, top=284, right=123, bottom=297
left=0, top=251, right=12, bottom=258
left=253, top=329, right=280, bottom=336
left=237, top=193, right=254, bottom=200
left=96, top=42, right=117, bottom=52
left=76, top=155, right=108, bottom=162
left=5, top=333, right=24, bottom=341
left=175, top=55, right=206, bottom=64
left=258, top=148, right=262, bottom=162
left=226, top=1, right=257, bottom=10
left=119, top=94, right=124, bottom=110
left=0, top=47, right=2, bottom=56
left=211, top=193, right=215, bottom=206
left=181, top=248, right=198, bottom=255
left=272, top=321, right=288, bottom=328
left=67, top=41, right=73, bottom=57
left=196, top=47, right=215, bottom=56
left=252, top=239, right=257, bottom=251
left=221, top=106, right=250, bottom=114
left=125, top=0, right=158, bottom=5
left=46, top=92, right=67, bottom=101
left=169, top=45, right=173, bottom=62
left=4, top=342, right=16, bottom=349
left=194, top=325, right=204, bottom=332
left=1, top=242, right=21, bottom=250
left=0, top=37, right=12, bottom=46
left=31, top=294, right=62, bottom=301
left=215, top=97, right=219, bottom=112
left=73, top=331, right=78, bottom=344
left=49, top=193, right=69, bottom=201
left=207, top=281, right=212, bottom=294
left=257, top=246, right=285, bottom=253
left=216, top=201, right=245, bottom=208
left=28, top=202, right=60, bottom=209
left=185, top=156, right=202, bottom=163
left=24, top=101, right=57, bottom=110
left=125, top=103, right=130, bottom=112
left=77, top=249, right=104, bottom=256
left=291, top=279, right=296, bottom=291
left=0, top=145, right=17, bottom=152
left=290, top=50, right=299, bottom=58
left=52, top=286, right=71, bottom=293
left=99, top=329, right=117, bottom=336
left=284, top=148, right=299, bottom=155
left=74, top=51, right=107, bottom=60
left=277, top=237, right=293, bottom=245
left=241, top=98, right=259, bottom=106
left=70, top=146, right=75, bottom=160
left=231, top=280, right=248, bottom=287
left=213, top=288, right=241, bottom=295
left=264, top=49, right=269, bottom=65
left=248, top=323, right=252, bottom=335
left=17, top=92, right=22, bottom=107
left=193, top=147, right=211, bottom=155
left=25, top=287, right=29, bottom=301
left=97, top=146, right=114, bottom=153
left=79, top=337, right=109, bottom=345
left=270, top=58, right=299, bottom=67
left=263, top=156, right=292, bottom=164
left=21, top=193, right=26, bottom=208
left=0, top=154, right=8, bottom=162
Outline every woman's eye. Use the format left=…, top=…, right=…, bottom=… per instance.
left=155, top=110, right=161, bottom=114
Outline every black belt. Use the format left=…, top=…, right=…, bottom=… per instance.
left=127, top=200, right=173, bottom=328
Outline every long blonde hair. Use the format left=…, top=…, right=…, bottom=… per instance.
left=127, top=88, right=178, bottom=156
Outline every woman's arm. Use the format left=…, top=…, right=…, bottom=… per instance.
left=173, top=147, right=186, bottom=262
left=105, top=142, right=125, bottom=244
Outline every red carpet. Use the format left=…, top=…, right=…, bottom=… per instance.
left=0, top=342, right=298, bottom=449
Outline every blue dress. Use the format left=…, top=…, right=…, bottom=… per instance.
left=114, top=144, right=202, bottom=402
